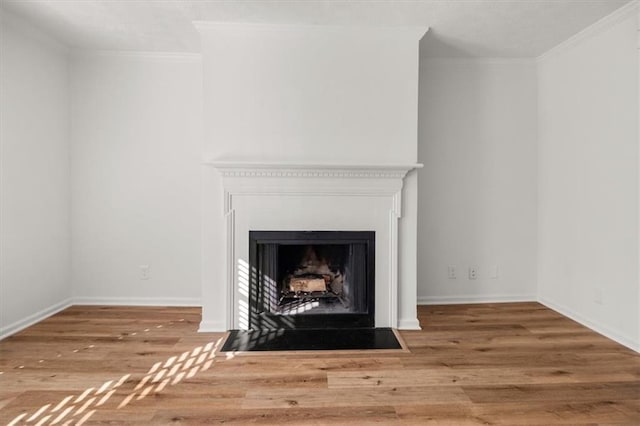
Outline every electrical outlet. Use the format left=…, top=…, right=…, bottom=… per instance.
left=448, top=265, right=457, bottom=279
left=140, top=265, right=150, bottom=280
left=469, top=266, right=478, bottom=280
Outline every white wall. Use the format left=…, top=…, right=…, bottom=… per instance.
left=538, top=7, right=639, bottom=350
left=70, top=53, right=203, bottom=305
left=0, top=13, right=71, bottom=337
left=417, top=58, right=538, bottom=304
left=198, top=24, right=424, bottom=163
left=198, top=23, right=425, bottom=330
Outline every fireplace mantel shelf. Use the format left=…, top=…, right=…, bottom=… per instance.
left=204, top=160, right=424, bottom=179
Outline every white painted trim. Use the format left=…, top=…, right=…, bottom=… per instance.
left=637, top=1, right=640, bottom=351
left=0, top=298, right=72, bottom=340
left=205, top=161, right=423, bottom=180
left=388, top=195, right=401, bottom=329
left=220, top=194, right=404, bottom=330
left=72, top=297, right=202, bottom=307
left=537, top=0, right=639, bottom=62
left=417, top=294, right=536, bottom=305
left=0, top=297, right=202, bottom=340
left=193, top=21, right=428, bottom=39
left=225, top=203, right=236, bottom=330
left=4, top=296, right=637, bottom=353
left=206, top=161, right=423, bottom=169
left=71, top=50, right=202, bottom=61
left=211, top=162, right=416, bottom=330
left=397, top=318, right=421, bottom=330
left=539, top=297, right=639, bottom=353
left=421, top=57, right=536, bottom=65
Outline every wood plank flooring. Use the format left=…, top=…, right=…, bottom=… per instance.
left=0, top=303, right=638, bottom=425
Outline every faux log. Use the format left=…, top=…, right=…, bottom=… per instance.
left=289, top=277, right=326, bottom=293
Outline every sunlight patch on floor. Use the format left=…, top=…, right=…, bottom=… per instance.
left=8, top=336, right=223, bottom=425
left=5, top=312, right=222, bottom=426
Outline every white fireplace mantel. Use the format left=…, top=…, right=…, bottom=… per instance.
left=204, top=160, right=422, bottom=179
left=200, top=160, right=422, bottom=331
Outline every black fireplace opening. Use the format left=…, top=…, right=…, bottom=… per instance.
left=248, top=231, right=375, bottom=329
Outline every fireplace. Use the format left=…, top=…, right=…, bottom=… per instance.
left=248, top=231, right=375, bottom=329
left=199, top=162, right=422, bottom=332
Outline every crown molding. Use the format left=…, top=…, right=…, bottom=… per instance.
left=421, top=57, right=536, bottom=65
left=537, top=0, right=638, bottom=62
left=193, top=21, right=428, bottom=40
left=71, top=50, right=202, bottom=61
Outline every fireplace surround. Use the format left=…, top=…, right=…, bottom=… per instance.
left=200, top=161, right=423, bottom=332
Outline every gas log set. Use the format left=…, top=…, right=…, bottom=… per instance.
left=248, top=231, right=375, bottom=329
left=280, top=245, right=347, bottom=310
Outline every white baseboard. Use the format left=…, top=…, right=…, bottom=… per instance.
left=6, top=295, right=637, bottom=353
left=72, top=296, right=202, bottom=307
left=397, top=317, right=422, bottom=330
left=418, top=294, right=536, bottom=305
left=198, top=320, right=227, bottom=332
left=0, top=298, right=73, bottom=340
left=538, top=297, right=639, bottom=353
left=0, top=297, right=203, bottom=340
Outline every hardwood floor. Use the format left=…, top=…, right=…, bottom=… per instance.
left=0, top=303, right=638, bottom=425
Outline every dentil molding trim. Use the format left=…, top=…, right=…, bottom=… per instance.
left=204, top=160, right=423, bottom=179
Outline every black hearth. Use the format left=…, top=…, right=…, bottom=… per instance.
left=248, top=231, right=375, bottom=329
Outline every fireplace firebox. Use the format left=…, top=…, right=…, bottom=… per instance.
left=248, top=231, right=375, bottom=329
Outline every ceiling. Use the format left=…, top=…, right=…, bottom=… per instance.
left=0, top=0, right=633, bottom=57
